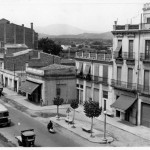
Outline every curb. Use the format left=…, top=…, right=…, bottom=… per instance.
left=50, top=117, right=114, bottom=144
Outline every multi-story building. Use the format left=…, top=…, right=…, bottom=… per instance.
left=75, top=51, right=113, bottom=114
left=0, top=18, right=38, bottom=49
left=111, top=3, right=150, bottom=127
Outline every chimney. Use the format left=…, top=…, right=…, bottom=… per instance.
left=31, top=22, right=33, bottom=30
left=22, top=24, right=25, bottom=44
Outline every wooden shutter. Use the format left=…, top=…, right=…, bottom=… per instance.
left=144, top=70, right=149, bottom=91
left=117, top=67, right=121, bottom=81
left=93, top=88, right=99, bottom=102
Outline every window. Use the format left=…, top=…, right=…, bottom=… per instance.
left=117, top=66, right=122, bottom=81
left=145, top=40, right=150, bottom=59
left=76, top=84, right=79, bottom=87
left=103, top=65, right=108, bottom=83
left=147, top=18, right=150, bottom=24
left=144, top=70, right=149, bottom=92
left=129, top=40, right=133, bottom=58
left=103, top=91, right=108, bottom=99
left=56, top=87, right=61, bottom=96
left=127, top=68, right=133, bottom=89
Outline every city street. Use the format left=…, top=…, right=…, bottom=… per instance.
left=0, top=102, right=105, bottom=147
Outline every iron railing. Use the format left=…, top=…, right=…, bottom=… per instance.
left=137, top=84, right=150, bottom=95
left=111, top=79, right=137, bottom=91
left=140, top=53, right=150, bottom=61
left=122, top=52, right=135, bottom=60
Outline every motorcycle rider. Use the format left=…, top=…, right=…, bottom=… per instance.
left=47, top=120, right=53, bottom=130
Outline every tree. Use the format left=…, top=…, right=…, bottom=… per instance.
left=38, top=38, right=62, bottom=56
left=70, top=99, right=79, bottom=128
left=83, top=99, right=102, bottom=137
left=53, top=96, right=64, bottom=119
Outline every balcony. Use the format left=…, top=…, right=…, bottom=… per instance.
left=140, top=53, right=150, bottom=63
left=113, top=24, right=139, bottom=31
left=137, top=85, right=150, bottom=96
left=76, top=52, right=112, bottom=62
left=123, top=52, right=135, bottom=65
left=111, top=79, right=137, bottom=92
left=92, top=76, right=108, bottom=85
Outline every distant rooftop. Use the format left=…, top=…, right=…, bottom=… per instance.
left=13, top=49, right=33, bottom=56
left=5, top=44, right=28, bottom=49
left=40, top=64, right=73, bottom=71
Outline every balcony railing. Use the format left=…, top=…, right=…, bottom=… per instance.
left=92, top=76, right=108, bottom=85
left=137, top=84, right=150, bottom=95
left=140, top=53, right=150, bottom=61
left=111, top=79, right=137, bottom=91
left=122, top=52, right=135, bottom=60
left=115, top=25, right=125, bottom=30
left=76, top=52, right=112, bottom=62
left=128, top=25, right=139, bottom=30
left=76, top=74, right=108, bottom=85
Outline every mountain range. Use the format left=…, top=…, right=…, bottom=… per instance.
left=35, top=24, right=113, bottom=40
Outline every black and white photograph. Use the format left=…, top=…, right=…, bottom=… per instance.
left=0, top=0, right=149, bottom=147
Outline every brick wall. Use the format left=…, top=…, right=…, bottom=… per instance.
left=6, top=24, right=14, bottom=43
left=16, top=24, right=24, bottom=44
left=0, top=24, right=4, bottom=42
left=4, top=53, right=30, bottom=71
left=28, top=52, right=61, bottom=68
left=0, top=20, right=38, bottom=49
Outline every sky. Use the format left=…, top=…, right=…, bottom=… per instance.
left=0, top=0, right=149, bottom=33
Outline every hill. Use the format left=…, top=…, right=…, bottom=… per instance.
left=38, top=32, right=113, bottom=40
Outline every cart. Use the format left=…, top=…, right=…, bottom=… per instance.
left=15, top=129, right=36, bottom=147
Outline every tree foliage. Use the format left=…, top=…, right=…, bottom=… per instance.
left=84, top=99, right=102, bottom=118
left=70, top=99, right=79, bottom=109
left=38, top=37, right=62, bottom=56
left=53, top=96, right=64, bottom=106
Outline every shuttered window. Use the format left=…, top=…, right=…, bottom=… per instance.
left=144, top=70, right=149, bottom=92
left=117, top=67, right=121, bottom=81
left=86, top=87, right=91, bottom=101
left=93, top=88, right=99, bottom=102
left=145, top=40, right=150, bottom=59
left=103, top=65, right=108, bottom=83
left=127, top=68, right=133, bottom=89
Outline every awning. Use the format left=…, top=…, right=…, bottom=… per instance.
left=111, top=95, right=137, bottom=112
left=83, top=64, right=91, bottom=75
left=19, top=80, right=40, bottom=94
left=77, top=63, right=83, bottom=74
left=114, top=44, right=122, bottom=58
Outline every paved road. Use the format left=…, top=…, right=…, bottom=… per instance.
left=0, top=103, right=103, bottom=147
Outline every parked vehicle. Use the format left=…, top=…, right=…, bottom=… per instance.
left=0, top=104, right=11, bottom=127
left=15, top=129, right=36, bottom=147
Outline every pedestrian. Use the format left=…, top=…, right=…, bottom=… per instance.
left=40, top=98, right=43, bottom=107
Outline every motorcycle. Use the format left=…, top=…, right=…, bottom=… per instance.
left=47, top=121, right=55, bottom=134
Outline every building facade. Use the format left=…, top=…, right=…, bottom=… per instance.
left=0, top=18, right=38, bottom=49
left=75, top=51, right=114, bottom=114
left=19, top=64, right=76, bottom=105
left=111, top=3, right=150, bottom=127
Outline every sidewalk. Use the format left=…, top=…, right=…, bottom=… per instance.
left=2, top=88, right=150, bottom=142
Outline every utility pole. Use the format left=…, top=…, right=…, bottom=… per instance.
left=103, top=99, right=107, bottom=142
